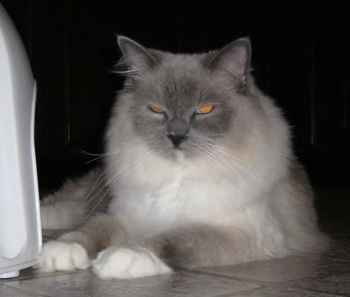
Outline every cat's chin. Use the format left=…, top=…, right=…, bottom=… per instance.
left=171, top=149, right=188, bottom=164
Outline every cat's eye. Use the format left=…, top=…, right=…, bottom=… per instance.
left=197, top=105, right=214, bottom=114
left=149, top=106, right=163, bottom=113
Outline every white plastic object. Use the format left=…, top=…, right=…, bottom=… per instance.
left=0, top=4, right=42, bottom=278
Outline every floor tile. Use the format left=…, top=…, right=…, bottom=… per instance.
left=313, top=257, right=350, bottom=278
left=5, top=270, right=261, bottom=297
left=325, top=239, right=350, bottom=260
left=295, top=273, right=350, bottom=296
left=235, top=286, right=345, bottom=297
left=196, top=255, right=320, bottom=283
left=0, top=284, right=46, bottom=297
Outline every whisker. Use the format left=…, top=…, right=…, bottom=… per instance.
left=81, top=187, right=111, bottom=223
left=197, top=141, right=266, bottom=191
left=200, top=145, right=259, bottom=192
left=104, top=149, right=156, bottom=183
left=80, top=166, right=110, bottom=207
left=214, top=145, right=266, bottom=190
left=80, top=149, right=158, bottom=223
left=84, top=148, right=135, bottom=164
left=80, top=147, right=144, bottom=208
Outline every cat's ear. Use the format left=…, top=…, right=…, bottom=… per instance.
left=208, top=38, right=251, bottom=80
left=117, top=35, right=157, bottom=72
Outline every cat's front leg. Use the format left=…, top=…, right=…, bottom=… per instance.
left=91, top=224, right=253, bottom=279
left=92, top=246, right=172, bottom=279
left=148, top=224, right=251, bottom=270
left=38, top=213, right=130, bottom=272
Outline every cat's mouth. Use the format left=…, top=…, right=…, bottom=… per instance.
left=172, top=149, right=187, bottom=163
left=165, top=141, right=189, bottom=163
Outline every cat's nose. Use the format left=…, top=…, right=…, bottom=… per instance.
left=167, top=134, right=187, bottom=147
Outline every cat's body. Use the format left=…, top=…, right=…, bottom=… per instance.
left=39, top=36, right=328, bottom=279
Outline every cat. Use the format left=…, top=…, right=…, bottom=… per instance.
left=38, top=35, right=328, bottom=279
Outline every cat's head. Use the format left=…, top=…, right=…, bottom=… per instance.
left=112, top=36, right=260, bottom=162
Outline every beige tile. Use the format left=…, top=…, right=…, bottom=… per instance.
left=314, top=257, right=350, bottom=278
left=5, top=270, right=261, bottom=297
left=3, top=231, right=349, bottom=296
left=0, top=284, right=46, bottom=297
left=325, top=239, right=350, bottom=260
left=196, top=255, right=320, bottom=283
left=296, top=273, right=350, bottom=296
left=236, top=286, right=345, bottom=297
left=281, top=289, right=344, bottom=297
left=197, top=245, right=350, bottom=284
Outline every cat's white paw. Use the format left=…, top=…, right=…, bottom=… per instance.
left=38, top=241, right=90, bottom=272
left=92, top=246, right=172, bottom=279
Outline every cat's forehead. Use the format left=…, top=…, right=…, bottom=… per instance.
left=154, top=53, right=212, bottom=102
left=133, top=50, right=226, bottom=111
left=159, top=52, right=209, bottom=75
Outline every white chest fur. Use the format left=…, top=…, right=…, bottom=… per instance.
left=108, top=148, right=277, bottom=238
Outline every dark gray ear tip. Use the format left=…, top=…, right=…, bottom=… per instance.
left=243, top=36, right=251, bottom=43
left=234, top=37, right=252, bottom=51
left=117, top=35, right=133, bottom=48
left=115, top=36, right=158, bottom=70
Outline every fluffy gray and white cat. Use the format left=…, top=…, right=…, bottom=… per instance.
left=38, top=36, right=328, bottom=279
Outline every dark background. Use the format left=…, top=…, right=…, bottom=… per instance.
left=2, top=0, right=349, bottom=190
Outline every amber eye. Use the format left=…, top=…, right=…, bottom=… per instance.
left=197, top=105, right=214, bottom=114
left=149, top=106, right=163, bottom=113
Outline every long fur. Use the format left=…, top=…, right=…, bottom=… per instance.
left=39, top=36, right=328, bottom=279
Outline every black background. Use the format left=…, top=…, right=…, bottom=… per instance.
left=2, top=0, right=349, bottom=190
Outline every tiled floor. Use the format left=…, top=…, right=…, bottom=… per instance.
left=1, top=186, right=349, bottom=297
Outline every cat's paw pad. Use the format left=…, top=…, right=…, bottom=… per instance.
left=92, top=246, right=172, bottom=279
left=38, top=241, right=90, bottom=272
